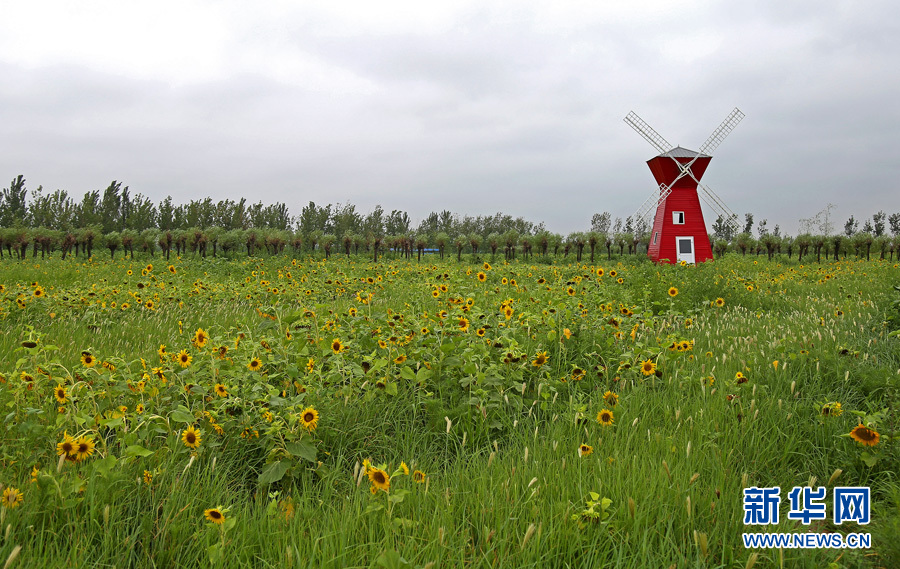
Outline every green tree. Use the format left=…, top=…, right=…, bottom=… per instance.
left=0, top=175, right=28, bottom=226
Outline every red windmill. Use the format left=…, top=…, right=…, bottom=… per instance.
left=624, top=109, right=744, bottom=264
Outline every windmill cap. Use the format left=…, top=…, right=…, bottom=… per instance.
left=657, top=146, right=711, bottom=159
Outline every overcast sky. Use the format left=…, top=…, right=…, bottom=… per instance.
left=1, top=0, right=898, bottom=235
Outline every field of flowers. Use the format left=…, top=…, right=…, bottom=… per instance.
left=0, top=253, right=898, bottom=568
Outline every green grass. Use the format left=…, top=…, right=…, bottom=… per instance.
left=0, top=253, right=898, bottom=568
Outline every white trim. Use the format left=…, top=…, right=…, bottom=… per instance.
left=676, top=236, right=695, bottom=264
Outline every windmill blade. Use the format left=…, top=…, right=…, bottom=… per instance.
left=624, top=111, right=674, bottom=156
left=672, top=147, right=741, bottom=233
left=698, top=108, right=744, bottom=156
left=697, top=184, right=741, bottom=232
left=632, top=184, right=673, bottom=225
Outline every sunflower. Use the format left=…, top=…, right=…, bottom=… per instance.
left=532, top=351, right=549, bottom=367
left=477, top=272, right=487, bottom=282
left=617, top=277, right=624, bottom=284
left=640, top=359, right=656, bottom=376
left=248, top=357, right=262, bottom=371
left=177, top=349, right=192, bottom=368
left=458, top=317, right=469, bottom=332
left=193, top=328, right=209, bottom=349
left=821, top=402, right=843, bottom=417
left=74, top=436, right=96, bottom=462
left=572, top=367, right=586, bottom=381
left=746, top=285, right=754, bottom=292
left=168, top=265, right=177, bottom=274
left=579, top=444, right=593, bottom=457
left=393, top=354, right=407, bottom=364
left=214, top=383, right=228, bottom=397
left=331, top=339, right=345, bottom=354
left=715, top=297, right=725, bottom=307
left=299, top=407, right=319, bottom=430
left=158, top=344, right=167, bottom=360
left=609, top=269, right=617, bottom=277
left=399, top=462, right=410, bottom=476
left=483, top=262, right=491, bottom=271
left=475, top=328, right=486, bottom=337
left=849, top=424, right=879, bottom=447
left=136, top=403, right=145, bottom=414
left=668, top=287, right=678, bottom=297
left=596, top=268, right=604, bottom=277
left=413, top=470, right=426, bottom=483
left=735, top=371, right=747, bottom=384
left=420, top=327, right=429, bottom=335
left=567, top=286, right=576, bottom=296
left=33, top=286, right=46, bottom=297
left=56, top=432, right=76, bottom=456
left=368, top=467, right=390, bottom=492
left=1, top=487, right=23, bottom=509
left=596, top=409, right=614, bottom=426
left=182, top=425, right=202, bottom=449
left=204, top=508, right=225, bottom=524
left=81, top=352, right=96, bottom=367
left=603, top=391, right=619, bottom=407
left=54, top=384, right=68, bottom=404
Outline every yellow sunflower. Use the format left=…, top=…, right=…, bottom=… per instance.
left=596, top=409, right=614, bottom=426
left=603, top=391, right=619, bottom=407
left=193, top=328, right=209, bottom=349
left=849, top=424, right=879, bottom=447
left=640, top=359, right=656, bottom=376
left=1, top=487, right=23, bottom=509
left=532, top=351, right=549, bottom=367
left=248, top=357, right=263, bottom=371
left=177, top=349, right=192, bottom=368
left=668, top=287, right=678, bottom=297
left=579, top=444, right=593, bottom=457
left=74, top=436, right=96, bottom=462
left=182, top=425, right=202, bottom=449
left=331, top=339, right=345, bottom=354
left=299, top=407, right=319, bottom=430
left=214, top=383, right=228, bottom=397
left=81, top=352, right=96, bottom=367
left=56, top=432, right=76, bottom=457
left=54, top=384, right=67, bottom=404
left=368, top=467, right=390, bottom=492
left=204, top=508, right=225, bottom=524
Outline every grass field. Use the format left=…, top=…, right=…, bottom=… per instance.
left=1, top=253, right=898, bottom=568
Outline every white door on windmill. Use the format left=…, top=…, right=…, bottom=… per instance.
left=676, top=237, right=695, bottom=264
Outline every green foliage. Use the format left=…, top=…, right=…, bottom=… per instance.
left=0, top=254, right=898, bottom=567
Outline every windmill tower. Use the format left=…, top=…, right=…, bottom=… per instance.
left=625, top=108, right=744, bottom=264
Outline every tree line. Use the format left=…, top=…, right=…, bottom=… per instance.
left=2, top=175, right=899, bottom=263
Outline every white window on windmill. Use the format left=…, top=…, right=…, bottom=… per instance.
left=673, top=211, right=685, bottom=225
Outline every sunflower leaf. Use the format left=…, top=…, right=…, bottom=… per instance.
left=285, top=441, right=317, bottom=463
left=258, top=460, right=291, bottom=484
left=170, top=406, right=195, bottom=423
left=125, top=445, right=154, bottom=458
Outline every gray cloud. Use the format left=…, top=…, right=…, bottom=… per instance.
left=1, top=1, right=899, bottom=235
